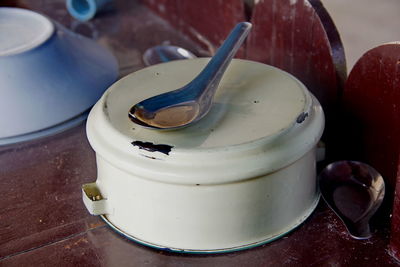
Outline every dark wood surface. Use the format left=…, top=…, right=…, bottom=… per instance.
left=141, top=0, right=246, bottom=55
left=247, top=0, right=346, bottom=116
left=245, top=0, right=346, bottom=162
left=340, top=43, right=400, bottom=259
left=0, top=124, right=102, bottom=259
left=1, top=0, right=400, bottom=266
left=340, top=43, right=400, bottom=232
left=391, top=156, right=400, bottom=260
left=342, top=43, right=400, bottom=191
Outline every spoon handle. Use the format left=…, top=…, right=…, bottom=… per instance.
left=188, top=22, right=252, bottom=101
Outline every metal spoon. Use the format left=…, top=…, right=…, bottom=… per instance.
left=319, top=161, right=385, bottom=239
left=129, top=22, right=252, bottom=130
left=142, top=45, right=196, bottom=66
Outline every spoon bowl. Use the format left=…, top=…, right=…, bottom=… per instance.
left=129, top=22, right=252, bottom=130
left=142, top=45, right=196, bottom=66
left=319, top=161, right=385, bottom=239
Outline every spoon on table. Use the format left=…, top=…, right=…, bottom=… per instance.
left=129, top=22, right=252, bottom=130
left=142, top=45, right=196, bottom=66
left=319, top=161, right=385, bottom=239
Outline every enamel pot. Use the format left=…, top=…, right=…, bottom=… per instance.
left=83, top=58, right=324, bottom=253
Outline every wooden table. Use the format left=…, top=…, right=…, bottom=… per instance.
left=1, top=0, right=400, bottom=266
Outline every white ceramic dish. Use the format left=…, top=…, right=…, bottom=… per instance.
left=0, top=8, right=118, bottom=145
left=83, top=58, right=324, bottom=253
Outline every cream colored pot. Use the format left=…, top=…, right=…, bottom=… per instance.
left=83, top=58, right=325, bottom=253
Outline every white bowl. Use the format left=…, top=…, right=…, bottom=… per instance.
left=0, top=8, right=118, bottom=145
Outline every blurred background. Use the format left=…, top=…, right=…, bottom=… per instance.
left=322, top=0, right=400, bottom=71
left=1, top=0, right=399, bottom=71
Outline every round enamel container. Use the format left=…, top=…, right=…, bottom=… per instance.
left=83, top=58, right=324, bottom=253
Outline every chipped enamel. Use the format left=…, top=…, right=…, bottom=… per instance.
left=84, top=58, right=325, bottom=252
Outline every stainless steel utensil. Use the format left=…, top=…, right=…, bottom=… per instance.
left=319, top=160, right=385, bottom=239
left=142, top=45, right=196, bottom=66
left=129, top=22, right=252, bottom=130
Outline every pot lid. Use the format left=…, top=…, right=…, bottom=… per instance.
left=87, top=59, right=324, bottom=184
